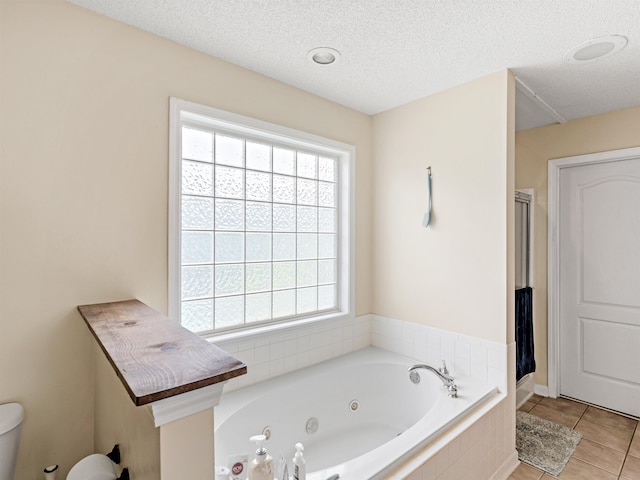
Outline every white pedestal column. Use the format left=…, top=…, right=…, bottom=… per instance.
left=148, top=383, right=226, bottom=480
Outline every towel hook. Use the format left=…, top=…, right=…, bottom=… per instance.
left=422, top=167, right=432, bottom=229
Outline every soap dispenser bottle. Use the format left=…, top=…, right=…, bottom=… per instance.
left=247, top=434, right=273, bottom=480
left=292, top=443, right=306, bottom=480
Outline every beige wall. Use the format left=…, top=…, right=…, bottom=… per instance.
left=515, top=106, right=640, bottom=387
left=93, top=349, right=160, bottom=479
left=0, top=2, right=373, bottom=478
left=2, top=1, right=523, bottom=478
left=372, top=70, right=516, bottom=345
left=371, top=70, right=517, bottom=478
left=160, top=409, right=214, bottom=480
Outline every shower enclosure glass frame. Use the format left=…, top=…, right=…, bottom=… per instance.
left=515, top=190, right=533, bottom=290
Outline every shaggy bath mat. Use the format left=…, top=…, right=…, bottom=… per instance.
left=516, top=411, right=582, bottom=476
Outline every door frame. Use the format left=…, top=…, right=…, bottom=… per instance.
left=547, top=146, right=640, bottom=398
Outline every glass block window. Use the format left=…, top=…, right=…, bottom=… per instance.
left=170, top=100, right=352, bottom=335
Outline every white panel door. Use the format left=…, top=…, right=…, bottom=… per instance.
left=559, top=156, right=640, bottom=417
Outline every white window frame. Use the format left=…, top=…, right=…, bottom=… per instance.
left=168, top=97, right=355, bottom=338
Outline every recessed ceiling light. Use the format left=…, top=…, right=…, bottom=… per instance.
left=564, top=35, right=628, bottom=64
left=307, top=47, right=341, bottom=66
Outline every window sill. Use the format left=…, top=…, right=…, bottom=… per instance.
left=204, top=310, right=354, bottom=346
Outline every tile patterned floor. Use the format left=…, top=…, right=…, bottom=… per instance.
left=509, top=395, right=640, bottom=480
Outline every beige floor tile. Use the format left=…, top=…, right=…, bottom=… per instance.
left=519, top=400, right=537, bottom=413
left=557, top=458, right=617, bottom=480
left=538, top=396, right=588, bottom=418
left=530, top=394, right=544, bottom=405
left=529, top=403, right=581, bottom=429
left=582, top=406, right=638, bottom=432
left=571, top=438, right=625, bottom=475
left=575, top=418, right=634, bottom=452
left=621, top=455, right=640, bottom=480
left=521, top=399, right=640, bottom=480
left=509, top=462, right=544, bottom=480
left=630, top=433, right=640, bottom=458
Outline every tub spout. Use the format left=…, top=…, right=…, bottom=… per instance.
left=408, top=364, right=458, bottom=397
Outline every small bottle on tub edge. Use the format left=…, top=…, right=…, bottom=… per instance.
left=215, top=466, right=231, bottom=480
left=293, top=443, right=306, bottom=480
left=247, top=434, right=273, bottom=480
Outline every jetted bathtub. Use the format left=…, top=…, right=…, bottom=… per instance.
left=215, top=347, right=497, bottom=480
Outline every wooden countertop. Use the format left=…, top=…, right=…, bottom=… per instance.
left=78, top=299, right=246, bottom=406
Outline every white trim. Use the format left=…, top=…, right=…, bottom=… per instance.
left=168, top=97, right=356, bottom=334
left=148, top=382, right=226, bottom=427
left=206, top=310, right=353, bottom=345
left=534, top=384, right=549, bottom=398
left=547, top=146, right=640, bottom=399
left=514, top=76, right=567, bottom=125
left=515, top=373, right=534, bottom=408
left=176, top=98, right=355, bottom=155
left=168, top=98, right=183, bottom=322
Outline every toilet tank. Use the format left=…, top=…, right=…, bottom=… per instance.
left=0, top=403, right=23, bottom=480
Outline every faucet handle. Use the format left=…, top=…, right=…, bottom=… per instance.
left=447, top=384, right=458, bottom=398
left=439, top=360, right=449, bottom=376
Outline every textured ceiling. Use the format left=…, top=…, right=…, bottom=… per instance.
left=68, top=0, right=640, bottom=130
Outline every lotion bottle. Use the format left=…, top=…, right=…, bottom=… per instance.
left=293, top=443, right=306, bottom=480
left=247, top=435, right=273, bottom=480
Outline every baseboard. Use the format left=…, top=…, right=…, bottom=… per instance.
left=516, top=374, right=534, bottom=409
left=534, top=384, right=549, bottom=397
left=490, top=450, right=520, bottom=480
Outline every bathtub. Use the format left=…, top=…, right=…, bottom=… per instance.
left=215, top=347, right=498, bottom=480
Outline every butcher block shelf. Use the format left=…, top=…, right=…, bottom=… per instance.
left=78, top=299, right=246, bottom=406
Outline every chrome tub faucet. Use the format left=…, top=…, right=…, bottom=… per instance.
left=408, top=363, right=458, bottom=398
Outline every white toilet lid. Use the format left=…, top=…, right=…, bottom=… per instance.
left=0, top=403, right=24, bottom=435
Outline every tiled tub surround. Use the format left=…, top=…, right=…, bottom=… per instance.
left=370, top=315, right=509, bottom=394
left=212, top=314, right=371, bottom=391
left=396, top=395, right=516, bottom=480
left=214, top=315, right=508, bottom=394
left=212, top=314, right=516, bottom=479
